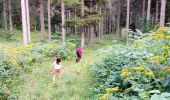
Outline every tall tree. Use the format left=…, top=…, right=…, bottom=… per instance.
left=115, top=0, right=121, bottom=38
left=147, top=0, right=151, bottom=25
left=80, top=0, right=85, bottom=47
left=26, top=0, right=31, bottom=42
left=160, top=0, right=166, bottom=27
left=40, top=0, right=45, bottom=41
left=3, top=0, right=7, bottom=31
left=61, top=0, right=66, bottom=44
left=8, top=0, right=13, bottom=34
left=21, top=0, right=28, bottom=44
left=48, top=0, right=51, bottom=41
left=126, top=0, right=130, bottom=42
left=155, top=0, right=159, bottom=24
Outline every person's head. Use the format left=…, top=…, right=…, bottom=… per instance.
left=55, top=55, right=61, bottom=64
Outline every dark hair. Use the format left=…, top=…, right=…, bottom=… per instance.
left=56, top=58, right=61, bottom=64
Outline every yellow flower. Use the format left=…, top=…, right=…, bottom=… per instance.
left=152, top=56, right=162, bottom=63
left=156, top=27, right=168, bottom=34
left=132, top=66, right=145, bottom=72
left=153, top=33, right=165, bottom=39
left=162, top=45, right=169, bottom=50
left=166, top=35, right=170, bottom=39
left=112, top=86, right=119, bottom=91
left=120, top=68, right=131, bottom=77
left=144, top=71, right=154, bottom=77
left=99, top=94, right=109, bottom=100
left=105, top=88, right=112, bottom=94
left=133, top=41, right=144, bottom=47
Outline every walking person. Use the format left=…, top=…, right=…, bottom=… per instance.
left=76, top=46, right=83, bottom=63
left=53, top=56, right=62, bottom=81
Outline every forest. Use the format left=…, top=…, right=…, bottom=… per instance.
left=0, top=0, right=170, bottom=100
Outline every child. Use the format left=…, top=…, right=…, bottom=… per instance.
left=76, top=46, right=83, bottom=63
left=53, top=56, right=62, bottom=81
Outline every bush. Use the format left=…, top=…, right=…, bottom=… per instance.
left=0, top=42, right=76, bottom=99
left=92, top=27, right=170, bottom=99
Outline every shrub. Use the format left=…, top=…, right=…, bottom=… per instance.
left=0, top=42, right=76, bottom=99
left=92, top=27, right=170, bottom=99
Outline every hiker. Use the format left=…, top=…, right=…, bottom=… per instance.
left=53, top=56, right=62, bottom=81
left=76, top=46, right=83, bottom=63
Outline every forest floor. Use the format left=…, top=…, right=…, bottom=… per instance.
left=18, top=48, right=96, bottom=100
left=0, top=31, right=118, bottom=99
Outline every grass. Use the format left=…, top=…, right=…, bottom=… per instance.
left=18, top=48, right=95, bottom=100
left=0, top=29, right=116, bottom=99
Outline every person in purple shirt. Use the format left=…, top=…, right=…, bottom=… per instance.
left=76, top=46, right=83, bottom=63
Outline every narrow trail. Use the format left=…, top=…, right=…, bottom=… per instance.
left=19, top=49, right=95, bottom=100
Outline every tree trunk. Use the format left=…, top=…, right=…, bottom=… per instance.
left=142, top=0, right=146, bottom=18
left=21, top=0, right=28, bottom=45
left=74, top=14, right=77, bottom=36
left=80, top=0, right=85, bottom=47
left=116, top=0, right=121, bottom=38
left=40, top=0, right=45, bottom=41
left=142, top=0, right=146, bottom=31
left=3, top=0, right=7, bottom=31
left=48, top=0, right=51, bottom=41
left=8, top=0, right=13, bottom=34
left=126, top=0, right=130, bottom=43
left=147, top=0, right=151, bottom=25
left=155, top=0, right=159, bottom=24
left=61, top=0, right=66, bottom=44
left=160, top=0, right=166, bottom=27
left=89, top=25, right=94, bottom=46
left=26, top=0, right=31, bottom=42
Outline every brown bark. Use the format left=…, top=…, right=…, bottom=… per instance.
left=48, top=0, right=51, bottom=41
left=61, top=0, right=66, bottom=44
left=89, top=25, right=94, bottom=46
left=160, top=0, right=166, bottom=27
left=40, top=0, right=45, bottom=41
left=116, top=0, right=121, bottom=38
left=147, top=0, right=151, bottom=25
left=8, top=0, right=13, bottom=34
left=142, top=0, right=146, bottom=18
left=26, top=0, right=31, bottom=42
left=155, top=0, right=159, bottom=24
left=21, top=0, right=28, bottom=45
left=126, top=0, right=130, bottom=42
left=3, top=0, right=7, bottom=31
left=80, top=0, right=85, bottom=47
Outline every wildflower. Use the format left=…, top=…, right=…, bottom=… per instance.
left=152, top=56, right=162, bottom=63
left=120, top=68, right=131, bottom=77
left=105, top=88, right=112, bottom=94
left=132, top=66, right=145, bottom=72
left=166, top=35, right=170, bottom=39
left=153, top=34, right=165, bottom=39
left=144, top=71, right=154, bottom=77
left=112, top=86, right=119, bottom=91
left=156, top=27, right=168, bottom=34
left=99, top=94, right=109, bottom=100
left=162, top=45, right=169, bottom=50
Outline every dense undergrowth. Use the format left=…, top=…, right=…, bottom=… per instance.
left=0, top=41, right=75, bottom=99
left=92, top=27, right=170, bottom=100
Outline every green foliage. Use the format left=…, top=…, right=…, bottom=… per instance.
left=65, top=14, right=101, bottom=27
left=0, top=29, right=12, bottom=40
left=92, top=27, right=170, bottom=99
left=0, top=42, right=76, bottom=99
